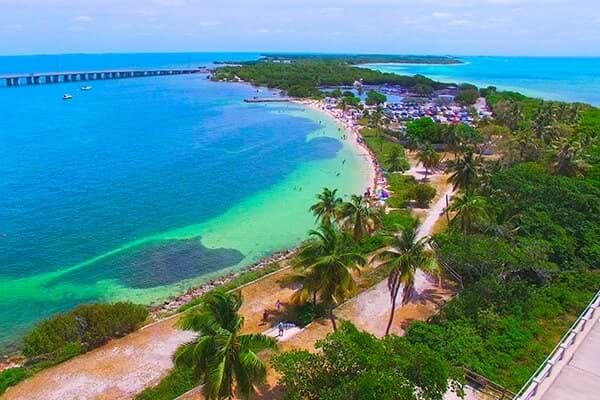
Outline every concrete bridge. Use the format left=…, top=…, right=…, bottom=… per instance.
left=1, top=68, right=210, bottom=87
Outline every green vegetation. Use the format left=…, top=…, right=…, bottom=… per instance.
left=292, top=224, right=367, bottom=330
left=365, top=90, right=387, bottom=106
left=0, top=302, right=147, bottom=396
left=455, top=83, right=480, bottom=106
left=212, top=61, right=447, bottom=98
left=175, top=290, right=277, bottom=400
left=407, top=271, right=599, bottom=391
left=273, top=321, right=462, bottom=400
left=136, top=365, right=197, bottom=400
left=0, top=368, right=32, bottom=395
left=411, top=184, right=437, bottom=208
left=374, top=225, right=440, bottom=335
left=22, top=302, right=148, bottom=359
left=401, top=87, right=600, bottom=393
left=259, top=53, right=463, bottom=65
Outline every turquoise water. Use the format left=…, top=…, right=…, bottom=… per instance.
left=0, top=53, right=371, bottom=349
left=366, top=57, right=600, bottom=106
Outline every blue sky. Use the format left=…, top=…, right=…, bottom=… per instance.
left=1, top=0, right=599, bottom=56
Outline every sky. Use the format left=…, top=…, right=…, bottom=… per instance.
left=0, top=0, right=599, bottom=56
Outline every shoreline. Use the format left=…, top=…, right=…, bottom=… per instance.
left=297, top=99, right=386, bottom=197
left=150, top=98, right=380, bottom=317
left=0, top=87, right=380, bottom=367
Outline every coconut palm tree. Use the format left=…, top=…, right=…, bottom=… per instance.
left=447, top=150, right=479, bottom=191
left=309, top=187, right=343, bottom=226
left=417, top=143, right=441, bottom=180
left=447, top=191, right=490, bottom=233
left=550, top=139, right=590, bottom=177
left=373, top=225, right=438, bottom=336
left=385, top=147, right=406, bottom=173
left=494, top=100, right=522, bottom=132
left=339, top=195, right=383, bottom=241
left=175, top=290, right=277, bottom=400
left=292, top=224, right=366, bottom=331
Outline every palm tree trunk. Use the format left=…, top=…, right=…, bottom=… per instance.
left=385, top=281, right=400, bottom=336
left=328, top=304, right=337, bottom=332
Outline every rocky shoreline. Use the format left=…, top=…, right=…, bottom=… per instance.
left=151, top=248, right=297, bottom=315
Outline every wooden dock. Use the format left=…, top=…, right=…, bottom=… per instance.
left=243, top=97, right=293, bottom=103
left=1, top=67, right=211, bottom=87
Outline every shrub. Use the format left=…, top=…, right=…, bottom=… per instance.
left=382, top=210, right=416, bottom=232
left=0, top=368, right=32, bottom=395
left=411, top=184, right=437, bottom=208
left=287, top=303, right=327, bottom=327
left=22, top=302, right=148, bottom=359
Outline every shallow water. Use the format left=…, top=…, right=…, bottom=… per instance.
left=0, top=54, right=371, bottom=348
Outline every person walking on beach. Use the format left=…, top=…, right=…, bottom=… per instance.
left=278, top=321, right=284, bottom=337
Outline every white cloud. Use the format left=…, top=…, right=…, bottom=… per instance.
left=433, top=11, right=453, bottom=19
left=73, top=15, right=93, bottom=23
left=4, top=23, right=23, bottom=31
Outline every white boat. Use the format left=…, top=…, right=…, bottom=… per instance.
left=62, top=94, right=73, bottom=100
left=80, top=86, right=92, bottom=91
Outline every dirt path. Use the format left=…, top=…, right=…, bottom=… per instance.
left=4, top=157, right=455, bottom=400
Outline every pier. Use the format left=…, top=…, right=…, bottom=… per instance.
left=243, top=97, right=294, bottom=103
left=1, top=67, right=211, bottom=87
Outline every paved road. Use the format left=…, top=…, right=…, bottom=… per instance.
left=540, top=315, right=600, bottom=400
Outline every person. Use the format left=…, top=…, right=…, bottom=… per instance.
left=278, top=321, right=284, bottom=337
left=275, top=299, right=282, bottom=312
left=262, top=310, right=269, bottom=323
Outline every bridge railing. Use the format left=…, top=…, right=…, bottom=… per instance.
left=513, top=289, right=600, bottom=400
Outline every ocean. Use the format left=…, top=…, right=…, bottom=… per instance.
left=365, top=56, right=600, bottom=106
left=0, top=53, right=372, bottom=349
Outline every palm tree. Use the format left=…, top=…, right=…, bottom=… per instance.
left=446, top=191, right=490, bottom=233
left=447, top=150, right=479, bottom=191
left=385, top=147, right=406, bottom=173
left=550, top=139, right=590, bottom=177
left=373, top=225, right=438, bottom=335
left=495, top=100, right=522, bottom=132
left=292, top=224, right=366, bottom=331
left=176, top=290, right=277, bottom=400
left=309, top=187, right=342, bottom=226
left=532, top=101, right=556, bottom=143
left=338, top=195, right=383, bottom=241
left=417, top=143, right=441, bottom=180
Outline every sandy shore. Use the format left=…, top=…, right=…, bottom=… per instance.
left=296, top=99, right=382, bottom=195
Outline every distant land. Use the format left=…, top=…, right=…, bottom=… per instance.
left=215, top=53, right=463, bottom=65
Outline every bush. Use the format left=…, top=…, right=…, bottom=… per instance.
left=382, top=210, right=416, bottom=232
left=365, top=90, right=387, bottom=106
left=286, top=303, right=327, bottom=327
left=0, top=368, right=32, bottom=395
left=349, top=234, right=391, bottom=255
left=273, top=321, right=461, bottom=400
left=411, top=184, right=437, bottom=208
left=22, top=302, right=148, bottom=359
left=456, top=89, right=479, bottom=106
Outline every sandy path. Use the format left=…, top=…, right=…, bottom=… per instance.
left=3, top=317, right=195, bottom=400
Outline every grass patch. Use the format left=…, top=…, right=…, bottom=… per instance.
left=382, top=209, right=416, bottom=232
left=136, top=364, right=198, bottom=400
